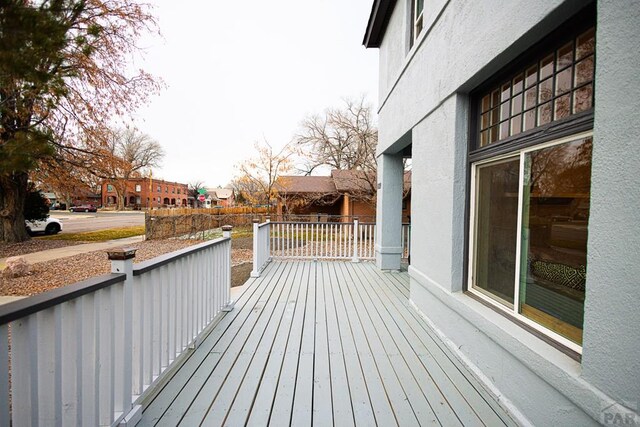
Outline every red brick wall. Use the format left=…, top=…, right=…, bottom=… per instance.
left=102, top=178, right=189, bottom=208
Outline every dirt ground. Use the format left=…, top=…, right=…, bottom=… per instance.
left=230, top=236, right=252, bottom=287
left=0, top=235, right=254, bottom=296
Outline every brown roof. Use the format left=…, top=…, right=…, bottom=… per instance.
left=276, top=176, right=337, bottom=194
left=277, top=170, right=410, bottom=196
left=331, top=170, right=376, bottom=193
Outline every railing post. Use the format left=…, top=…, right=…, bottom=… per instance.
left=107, top=247, right=140, bottom=426
left=352, top=218, right=360, bottom=263
left=222, top=225, right=234, bottom=312
left=251, top=218, right=261, bottom=278
left=265, top=217, right=271, bottom=261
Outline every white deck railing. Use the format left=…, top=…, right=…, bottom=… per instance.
left=249, top=219, right=411, bottom=276
left=269, top=219, right=374, bottom=261
left=401, top=222, right=411, bottom=259
left=0, top=229, right=233, bottom=427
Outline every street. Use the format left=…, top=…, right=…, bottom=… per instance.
left=48, top=211, right=145, bottom=234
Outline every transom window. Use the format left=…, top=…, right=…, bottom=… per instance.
left=478, top=27, right=595, bottom=147
left=468, top=9, right=595, bottom=354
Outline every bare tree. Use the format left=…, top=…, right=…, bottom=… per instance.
left=188, top=180, right=206, bottom=207
left=295, top=97, right=379, bottom=206
left=233, top=140, right=293, bottom=211
left=91, top=128, right=164, bottom=209
left=295, top=97, right=378, bottom=174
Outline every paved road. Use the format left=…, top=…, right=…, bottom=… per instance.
left=47, top=211, right=145, bottom=234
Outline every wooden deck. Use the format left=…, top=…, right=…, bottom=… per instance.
left=138, top=261, right=515, bottom=426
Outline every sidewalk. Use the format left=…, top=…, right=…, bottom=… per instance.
left=0, top=235, right=145, bottom=270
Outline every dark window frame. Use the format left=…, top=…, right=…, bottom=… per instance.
left=469, top=5, right=596, bottom=155
left=463, top=4, right=596, bottom=359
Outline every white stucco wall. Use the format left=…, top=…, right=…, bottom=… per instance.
left=410, top=94, right=468, bottom=292
left=582, top=0, right=640, bottom=406
left=374, top=0, right=640, bottom=424
left=377, top=0, right=582, bottom=155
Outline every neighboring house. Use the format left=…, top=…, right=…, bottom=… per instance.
left=201, top=191, right=220, bottom=209
left=365, top=1, right=638, bottom=426
left=276, top=170, right=411, bottom=220
left=101, top=178, right=189, bottom=208
left=205, top=187, right=235, bottom=208
left=276, top=175, right=343, bottom=217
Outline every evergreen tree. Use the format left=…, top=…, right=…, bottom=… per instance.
left=0, top=0, right=159, bottom=242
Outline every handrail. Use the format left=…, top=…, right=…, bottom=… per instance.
left=1, top=229, right=233, bottom=426
left=0, top=273, right=125, bottom=326
left=133, top=236, right=230, bottom=275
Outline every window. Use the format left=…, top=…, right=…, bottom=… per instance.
left=157, top=185, right=161, bottom=193
left=470, top=134, right=592, bottom=348
left=468, top=14, right=594, bottom=352
left=478, top=27, right=595, bottom=147
left=165, top=186, right=169, bottom=193
left=177, top=188, right=181, bottom=195
left=135, top=184, right=141, bottom=192
left=107, top=184, right=114, bottom=192
left=411, top=0, right=424, bottom=44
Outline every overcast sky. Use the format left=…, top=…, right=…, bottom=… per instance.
left=130, top=1, right=379, bottom=187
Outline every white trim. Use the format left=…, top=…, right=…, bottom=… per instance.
left=468, top=155, right=519, bottom=309
left=468, top=288, right=583, bottom=354
left=467, top=130, right=593, bottom=354
left=513, top=154, right=526, bottom=312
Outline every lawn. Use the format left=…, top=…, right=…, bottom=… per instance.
left=41, top=225, right=146, bottom=242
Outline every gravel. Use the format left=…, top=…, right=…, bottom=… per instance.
left=0, top=239, right=80, bottom=259
left=0, top=237, right=254, bottom=297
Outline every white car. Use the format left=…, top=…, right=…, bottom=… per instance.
left=25, top=216, right=63, bottom=235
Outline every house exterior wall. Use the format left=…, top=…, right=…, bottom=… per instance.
left=374, top=0, right=640, bottom=425
left=101, top=179, right=189, bottom=208
left=342, top=195, right=376, bottom=221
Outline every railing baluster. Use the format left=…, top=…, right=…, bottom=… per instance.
left=0, top=324, right=9, bottom=426
left=143, top=275, right=152, bottom=389
left=161, top=266, right=169, bottom=370
left=98, top=288, right=114, bottom=426
left=62, top=302, right=79, bottom=425
left=113, top=282, right=126, bottom=418
left=38, top=308, right=57, bottom=423
left=158, top=266, right=166, bottom=369
left=74, top=294, right=95, bottom=425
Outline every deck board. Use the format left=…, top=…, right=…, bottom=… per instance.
left=138, top=261, right=515, bottom=426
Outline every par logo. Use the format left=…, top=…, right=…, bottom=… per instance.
left=602, top=402, right=638, bottom=426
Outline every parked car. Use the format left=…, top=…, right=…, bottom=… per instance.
left=69, top=204, right=97, bottom=212
left=25, top=217, right=63, bottom=236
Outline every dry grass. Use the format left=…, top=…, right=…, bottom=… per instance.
left=41, top=226, right=145, bottom=242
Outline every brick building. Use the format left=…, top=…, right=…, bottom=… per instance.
left=101, top=178, right=190, bottom=209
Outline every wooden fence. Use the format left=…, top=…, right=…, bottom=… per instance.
left=145, top=210, right=376, bottom=240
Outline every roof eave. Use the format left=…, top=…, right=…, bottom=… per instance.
left=362, top=0, right=396, bottom=48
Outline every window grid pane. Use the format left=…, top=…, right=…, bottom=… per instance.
left=477, top=27, right=595, bottom=148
